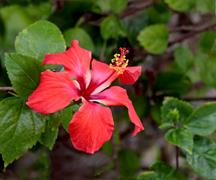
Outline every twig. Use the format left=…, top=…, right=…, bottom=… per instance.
left=182, top=96, right=216, bottom=102
left=168, top=22, right=216, bottom=47
left=121, top=0, right=154, bottom=18
left=0, top=87, right=14, bottom=92
left=176, top=146, right=179, bottom=169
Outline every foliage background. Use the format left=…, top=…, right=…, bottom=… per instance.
left=0, top=0, right=216, bottom=179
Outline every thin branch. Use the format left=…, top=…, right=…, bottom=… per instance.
left=0, top=87, right=14, bottom=92
left=121, top=0, right=154, bottom=18
left=176, top=146, right=179, bottom=169
left=182, top=96, right=216, bottom=102
left=168, top=22, right=216, bottom=47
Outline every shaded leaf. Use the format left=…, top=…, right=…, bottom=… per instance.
left=155, top=71, right=191, bottom=96
left=119, top=149, right=140, bottom=178
left=40, top=113, right=61, bottom=150
left=100, top=15, right=125, bottom=40
left=110, top=0, right=127, bottom=14
left=174, top=45, right=194, bottom=73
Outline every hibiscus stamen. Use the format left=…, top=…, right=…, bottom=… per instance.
left=109, top=47, right=129, bottom=74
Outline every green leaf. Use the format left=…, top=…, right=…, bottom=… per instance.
left=122, top=10, right=149, bottom=44
left=186, top=103, right=216, bottom=136
left=165, top=128, right=193, bottom=154
left=138, top=162, right=185, bottom=180
left=119, top=149, right=140, bottom=178
left=61, top=105, right=79, bottom=132
left=164, top=0, right=195, bottom=12
left=161, top=97, right=193, bottom=125
left=92, top=0, right=111, bottom=13
left=40, top=113, right=61, bottom=150
left=186, top=137, right=216, bottom=179
left=137, top=24, right=169, bottom=54
left=110, top=0, right=127, bottom=14
left=137, top=171, right=158, bottom=180
left=63, top=27, right=95, bottom=51
left=195, top=0, right=214, bottom=13
left=0, top=97, right=45, bottom=167
left=15, top=20, right=66, bottom=60
left=5, top=53, right=43, bottom=99
left=151, top=162, right=176, bottom=180
left=100, top=15, right=125, bottom=40
left=196, top=52, right=216, bottom=88
left=155, top=71, right=191, bottom=96
left=174, top=45, right=194, bottom=73
left=199, top=31, right=216, bottom=53
left=0, top=5, right=34, bottom=47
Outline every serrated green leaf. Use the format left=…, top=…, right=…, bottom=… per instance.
left=186, top=103, right=216, bottom=136
left=174, top=45, right=194, bottom=73
left=110, top=0, right=127, bottom=14
left=161, top=97, right=193, bottom=125
left=165, top=128, right=193, bottom=154
left=186, top=136, right=216, bottom=179
left=64, top=27, right=95, bottom=51
left=137, top=24, right=168, bottom=54
left=0, top=97, right=46, bottom=167
left=100, top=15, right=125, bottom=40
left=5, top=53, right=42, bottom=99
left=164, top=0, right=195, bottom=12
left=15, top=20, right=66, bottom=60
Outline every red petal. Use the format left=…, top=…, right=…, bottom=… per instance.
left=91, top=86, right=144, bottom=136
left=43, top=40, right=91, bottom=89
left=26, top=70, right=79, bottom=114
left=85, top=59, right=118, bottom=95
left=69, top=100, right=114, bottom=154
left=119, top=66, right=142, bottom=85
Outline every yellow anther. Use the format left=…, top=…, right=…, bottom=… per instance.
left=109, top=47, right=129, bottom=74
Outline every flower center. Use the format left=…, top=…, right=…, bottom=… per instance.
left=109, top=47, right=129, bottom=74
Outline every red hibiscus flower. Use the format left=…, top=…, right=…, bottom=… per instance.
left=27, top=40, right=144, bottom=154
